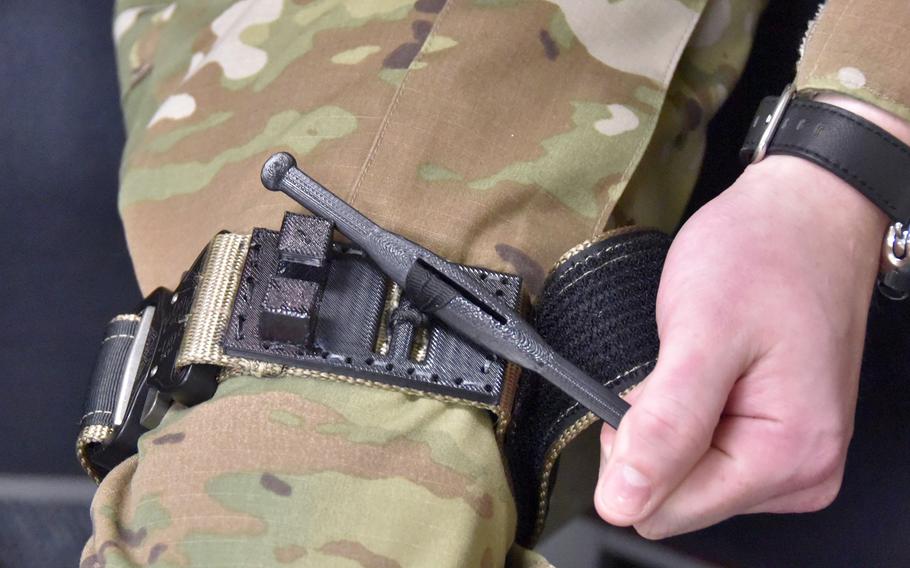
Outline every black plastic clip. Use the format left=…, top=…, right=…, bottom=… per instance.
left=86, top=252, right=219, bottom=478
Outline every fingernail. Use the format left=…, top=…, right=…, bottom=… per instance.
left=600, top=464, right=651, bottom=517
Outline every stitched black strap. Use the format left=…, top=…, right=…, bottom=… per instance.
left=741, top=97, right=910, bottom=222
left=81, top=317, right=141, bottom=433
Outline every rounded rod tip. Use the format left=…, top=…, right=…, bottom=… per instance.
left=261, top=152, right=297, bottom=192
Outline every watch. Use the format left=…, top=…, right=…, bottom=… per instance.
left=741, top=84, right=910, bottom=300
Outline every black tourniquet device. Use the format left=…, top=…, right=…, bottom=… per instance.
left=78, top=154, right=673, bottom=544
left=260, top=152, right=630, bottom=428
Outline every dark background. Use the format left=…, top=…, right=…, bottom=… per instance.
left=1, top=1, right=907, bottom=566
left=0, top=0, right=137, bottom=475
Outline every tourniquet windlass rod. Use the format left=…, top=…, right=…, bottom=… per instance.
left=260, top=152, right=630, bottom=429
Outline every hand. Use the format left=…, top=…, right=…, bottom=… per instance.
left=593, top=145, right=891, bottom=538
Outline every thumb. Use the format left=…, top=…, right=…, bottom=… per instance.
left=594, top=317, right=749, bottom=527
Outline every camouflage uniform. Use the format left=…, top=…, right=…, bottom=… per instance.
left=83, top=1, right=910, bottom=566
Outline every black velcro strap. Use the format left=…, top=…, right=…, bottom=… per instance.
left=504, top=229, right=670, bottom=546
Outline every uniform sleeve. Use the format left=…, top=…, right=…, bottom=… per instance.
left=796, top=0, right=910, bottom=122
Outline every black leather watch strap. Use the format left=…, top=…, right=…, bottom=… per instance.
left=741, top=96, right=910, bottom=222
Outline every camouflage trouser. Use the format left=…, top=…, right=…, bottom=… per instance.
left=83, top=1, right=763, bottom=566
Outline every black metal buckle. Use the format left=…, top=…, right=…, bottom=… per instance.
left=87, top=251, right=219, bottom=478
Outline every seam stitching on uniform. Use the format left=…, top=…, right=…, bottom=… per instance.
left=850, top=83, right=903, bottom=107
left=808, top=1, right=841, bottom=80
left=345, top=1, right=456, bottom=206
left=590, top=7, right=705, bottom=238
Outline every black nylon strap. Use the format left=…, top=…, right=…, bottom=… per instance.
left=80, top=317, right=140, bottom=432
left=741, top=97, right=910, bottom=222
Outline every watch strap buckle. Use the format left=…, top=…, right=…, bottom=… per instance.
left=742, top=83, right=795, bottom=164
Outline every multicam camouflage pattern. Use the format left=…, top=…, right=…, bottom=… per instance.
left=86, top=0, right=771, bottom=566
left=796, top=0, right=910, bottom=123
left=109, top=0, right=768, bottom=297
left=84, top=377, right=525, bottom=567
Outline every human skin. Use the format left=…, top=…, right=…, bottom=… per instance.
left=594, top=94, right=910, bottom=539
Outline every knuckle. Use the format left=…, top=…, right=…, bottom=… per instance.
left=632, top=395, right=713, bottom=455
left=801, top=477, right=844, bottom=512
left=786, top=424, right=850, bottom=491
left=751, top=414, right=850, bottom=500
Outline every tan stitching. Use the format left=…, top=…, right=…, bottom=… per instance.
left=531, top=412, right=599, bottom=544
left=605, top=359, right=655, bottom=388
left=177, top=233, right=258, bottom=369
left=80, top=410, right=112, bottom=421
left=374, top=282, right=400, bottom=356
left=163, top=230, right=525, bottom=442
left=76, top=424, right=114, bottom=484
left=101, top=334, right=135, bottom=343
left=551, top=226, right=647, bottom=273
left=528, top=362, right=652, bottom=544
left=807, top=0, right=840, bottom=80
left=177, top=231, right=508, bottom=414
left=410, top=326, right=430, bottom=363
left=494, top=362, right=522, bottom=443
left=277, top=364, right=500, bottom=414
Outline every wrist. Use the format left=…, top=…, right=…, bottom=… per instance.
left=729, top=155, right=885, bottom=300
left=742, top=153, right=889, bottom=240
left=740, top=92, right=898, bottom=241
left=734, top=88, right=910, bottom=299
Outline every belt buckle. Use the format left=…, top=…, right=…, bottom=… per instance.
left=81, top=250, right=220, bottom=480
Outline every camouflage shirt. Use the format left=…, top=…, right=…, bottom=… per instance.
left=112, top=0, right=764, bottom=297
